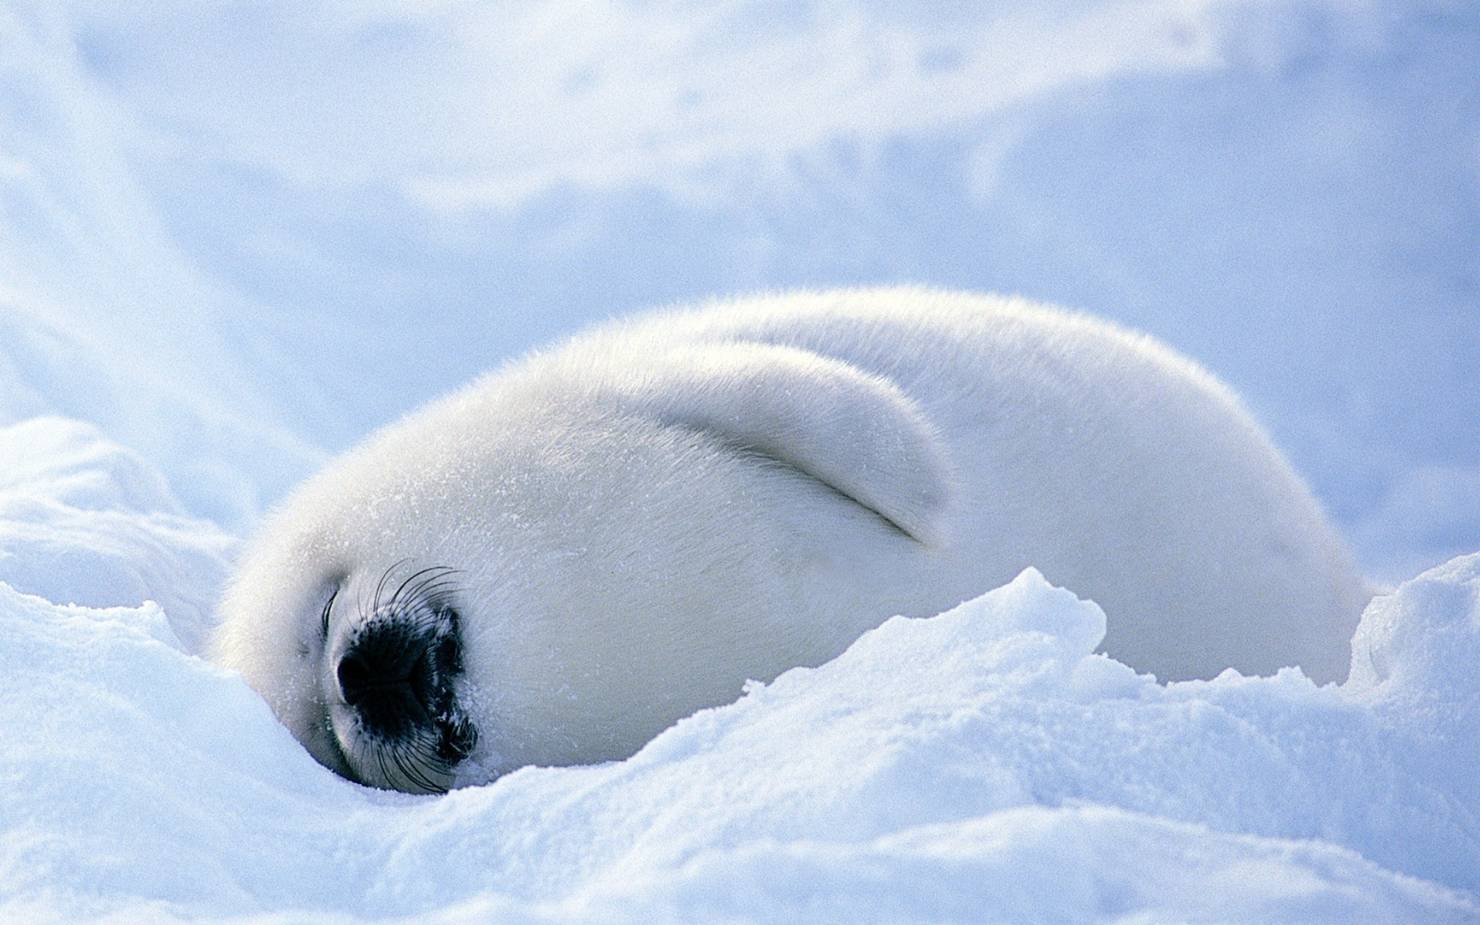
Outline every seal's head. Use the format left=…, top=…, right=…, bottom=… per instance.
left=218, top=548, right=479, bottom=793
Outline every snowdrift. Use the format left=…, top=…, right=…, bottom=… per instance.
left=1, top=418, right=1476, bottom=923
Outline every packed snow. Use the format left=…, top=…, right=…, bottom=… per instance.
left=2, top=0, right=1477, bottom=922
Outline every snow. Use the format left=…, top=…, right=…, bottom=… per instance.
left=2, top=1, right=1478, bottom=920
left=1, top=423, right=1478, bottom=922
left=0, top=419, right=236, bottom=653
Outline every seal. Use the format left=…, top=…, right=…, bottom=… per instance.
left=212, top=288, right=1371, bottom=793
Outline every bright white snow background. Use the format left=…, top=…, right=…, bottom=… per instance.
left=1, top=2, right=1478, bottom=922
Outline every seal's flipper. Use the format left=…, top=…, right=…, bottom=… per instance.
left=594, top=341, right=954, bottom=546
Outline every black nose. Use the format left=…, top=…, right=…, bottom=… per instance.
left=337, top=619, right=438, bottom=737
left=336, top=648, right=371, bottom=700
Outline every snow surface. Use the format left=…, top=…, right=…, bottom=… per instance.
left=2, top=421, right=1479, bottom=923
left=3, top=1, right=1478, bottom=921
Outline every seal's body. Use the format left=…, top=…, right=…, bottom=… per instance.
left=214, top=289, right=1369, bottom=792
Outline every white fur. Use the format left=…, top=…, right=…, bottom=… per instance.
left=214, top=288, right=1370, bottom=785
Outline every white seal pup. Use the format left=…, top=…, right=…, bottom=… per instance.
left=213, top=288, right=1370, bottom=793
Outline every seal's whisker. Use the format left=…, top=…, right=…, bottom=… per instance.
left=371, top=558, right=412, bottom=617
left=405, top=570, right=462, bottom=608
left=389, top=565, right=452, bottom=613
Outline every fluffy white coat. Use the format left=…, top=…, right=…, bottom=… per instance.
left=214, top=288, right=1370, bottom=784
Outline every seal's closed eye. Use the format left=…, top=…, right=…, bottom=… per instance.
left=319, top=585, right=338, bottom=642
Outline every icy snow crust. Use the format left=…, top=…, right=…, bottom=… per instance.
left=1, top=421, right=1476, bottom=923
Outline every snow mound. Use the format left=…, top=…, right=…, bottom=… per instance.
left=0, top=418, right=236, bottom=652
left=0, top=423, right=1476, bottom=923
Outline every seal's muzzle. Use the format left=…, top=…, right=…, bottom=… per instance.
left=335, top=600, right=476, bottom=792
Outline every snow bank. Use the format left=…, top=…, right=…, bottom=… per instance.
left=0, top=422, right=1476, bottom=923
left=0, top=418, right=236, bottom=652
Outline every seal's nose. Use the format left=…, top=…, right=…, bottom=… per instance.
left=336, top=620, right=435, bottom=736
left=334, top=648, right=378, bottom=705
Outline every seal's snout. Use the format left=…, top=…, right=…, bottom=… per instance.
left=337, top=621, right=426, bottom=699
left=338, top=617, right=445, bottom=739
left=316, top=564, right=479, bottom=793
